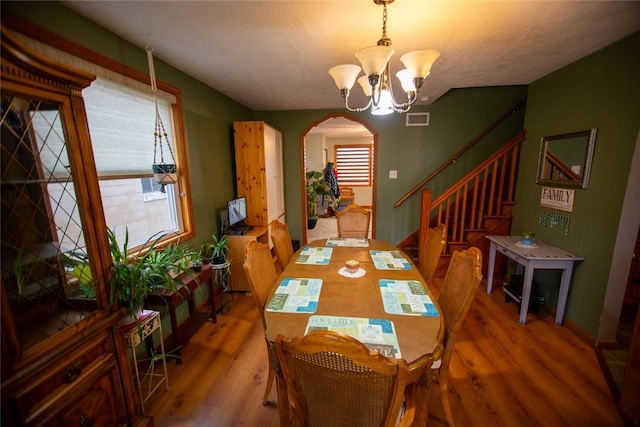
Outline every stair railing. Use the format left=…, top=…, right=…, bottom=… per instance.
left=426, top=130, right=525, bottom=246
left=394, top=98, right=527, bottom=208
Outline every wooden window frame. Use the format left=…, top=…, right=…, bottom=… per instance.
left=5, top=16, right=195, bottom=249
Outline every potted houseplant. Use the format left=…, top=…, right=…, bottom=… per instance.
left=306, top=171, right=331, bottom=229
left=519, top=230, right=537, bottom=246
left=189, top=247, right=205, bottom=272
left=107, top=227, right=192, bottom=325
left=208, top=233, right=231, bottom=268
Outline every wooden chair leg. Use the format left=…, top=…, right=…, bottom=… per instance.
left=439, top=367, right=455, bottom=427
left=264, top=338, right=278, bottom=404
left=412, top=369, right=435, bottom=427
left=262, top=363, right=275, bottom=405
left=275, top=369, right=291, bottom=426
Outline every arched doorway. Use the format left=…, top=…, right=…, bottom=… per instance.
left=300, top=113, right=378, bottom=244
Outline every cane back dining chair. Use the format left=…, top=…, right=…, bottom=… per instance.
left=418, top=223, right=447, bottom=284
left=336, top=203, right=371, bottom=238
left=427, top=247, right=482, bottom=427
left=271, top=219, right=294, bottom=273
left=243, top=240, right=279, bottom=405
left=274, top=330, right=432, bottom=427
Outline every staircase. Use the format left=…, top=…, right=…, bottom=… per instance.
left=398, top=131, right=525, bottom=278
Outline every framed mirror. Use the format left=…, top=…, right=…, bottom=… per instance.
left=536, top=128, right=597, bottom=189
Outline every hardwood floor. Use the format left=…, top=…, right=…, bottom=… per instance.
left=145, top=279, right=623, bottom=426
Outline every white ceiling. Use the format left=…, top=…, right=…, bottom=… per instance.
left=62, top=0, right=640, bottom=116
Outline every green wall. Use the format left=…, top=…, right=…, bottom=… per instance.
left=513, top=32, right=640, bottom=335
left=257, top=86, right=527, bottom=245
left=8, top=2, right=637, bottom=337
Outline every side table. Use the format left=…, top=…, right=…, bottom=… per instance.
left=144, top=264, right=217, bottom=361
left=486, top=235, right=584, bottom=325
left=123, top=310, right=169, bottom=413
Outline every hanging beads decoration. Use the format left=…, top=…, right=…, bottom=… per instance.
left=147, top=45, right=177, bottom=191
left=538, top=207, right=572, bottom=236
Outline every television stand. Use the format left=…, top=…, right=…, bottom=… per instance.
left=225, top=226, right=269, bottom=291
left=227, top=225, right=253, bottom=235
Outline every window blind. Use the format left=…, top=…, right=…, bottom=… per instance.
left=335, top=145, right=373, bottom=186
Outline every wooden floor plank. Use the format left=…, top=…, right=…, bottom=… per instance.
left=143, top=280, right=623, bottom=426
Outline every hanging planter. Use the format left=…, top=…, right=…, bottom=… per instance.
left=148, top=46, right=178, bottom=190
left=152, top=163, right=177, bottom=186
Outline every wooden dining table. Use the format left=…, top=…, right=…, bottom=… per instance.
left=263, top=238, right=444, bottom=426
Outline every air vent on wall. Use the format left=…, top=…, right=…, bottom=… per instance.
left=406, top=112, right=430, bottom=127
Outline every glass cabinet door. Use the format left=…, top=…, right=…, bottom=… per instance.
left=1, top=93, right=103, bottom=357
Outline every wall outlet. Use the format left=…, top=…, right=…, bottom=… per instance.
left=389, top=170, right=398, bottom=179
left=571, top=165, right=581, bottom=174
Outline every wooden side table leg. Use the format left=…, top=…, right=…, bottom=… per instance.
left=487, top=242, right=496, bottom=294
left=206, top=275, right=217, bottom=323
left=167, top=301, right=182, bottom=364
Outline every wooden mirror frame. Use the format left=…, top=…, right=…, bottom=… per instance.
left=536, top=128, right=597, bottom=189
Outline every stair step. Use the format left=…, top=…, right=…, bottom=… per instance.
left=501, top=202, right=515, bottom=216
left=466, top=230, right=487, bottom=242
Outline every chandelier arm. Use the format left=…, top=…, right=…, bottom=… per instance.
left=368, top=75, right=382, bottom=107
left=386, top=68, right=418, bottom=111
left=340, top=89, right=373, bottom=112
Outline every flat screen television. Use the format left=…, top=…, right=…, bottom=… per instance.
left=227, top=197, right=248, bottom=229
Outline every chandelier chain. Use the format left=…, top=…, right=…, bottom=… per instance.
left=381, top=4, right=387, bottom=40
left=378, top=2, right=392, bottom=46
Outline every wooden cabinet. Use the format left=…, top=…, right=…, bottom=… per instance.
left=226, top=227, right=268, bottom=292
left=0, top=25, right=145, bottom=426
left=233, top=121, right=286, bottom=242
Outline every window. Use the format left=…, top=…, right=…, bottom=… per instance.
left=141, top=178, right=168, bottom=201
left=13, top=31, right=194, bottom=250
left=334, top=144, right=373, bottom=186
left=83, top=78, right=184, bottom=246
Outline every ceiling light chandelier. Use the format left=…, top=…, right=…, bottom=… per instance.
left=328, top=0, right=440, bottom=116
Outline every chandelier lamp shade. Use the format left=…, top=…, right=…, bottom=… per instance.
left=328, top=0, right=440, bottom=115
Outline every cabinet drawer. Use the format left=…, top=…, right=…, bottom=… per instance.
left=27, top=353, right=126, bottom=426
left=498, top=246, right=521, bottom=263
left=50, top=363, right=125, bottom=427
left=4, top=332, right=124, bottom=425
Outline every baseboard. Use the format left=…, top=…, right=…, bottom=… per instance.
left=594, top=347, right=621, bottom=403
left=539, top=303, right=597, bottom=346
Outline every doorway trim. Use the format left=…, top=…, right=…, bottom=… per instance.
left=300, top=113, right=378, bottom=244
